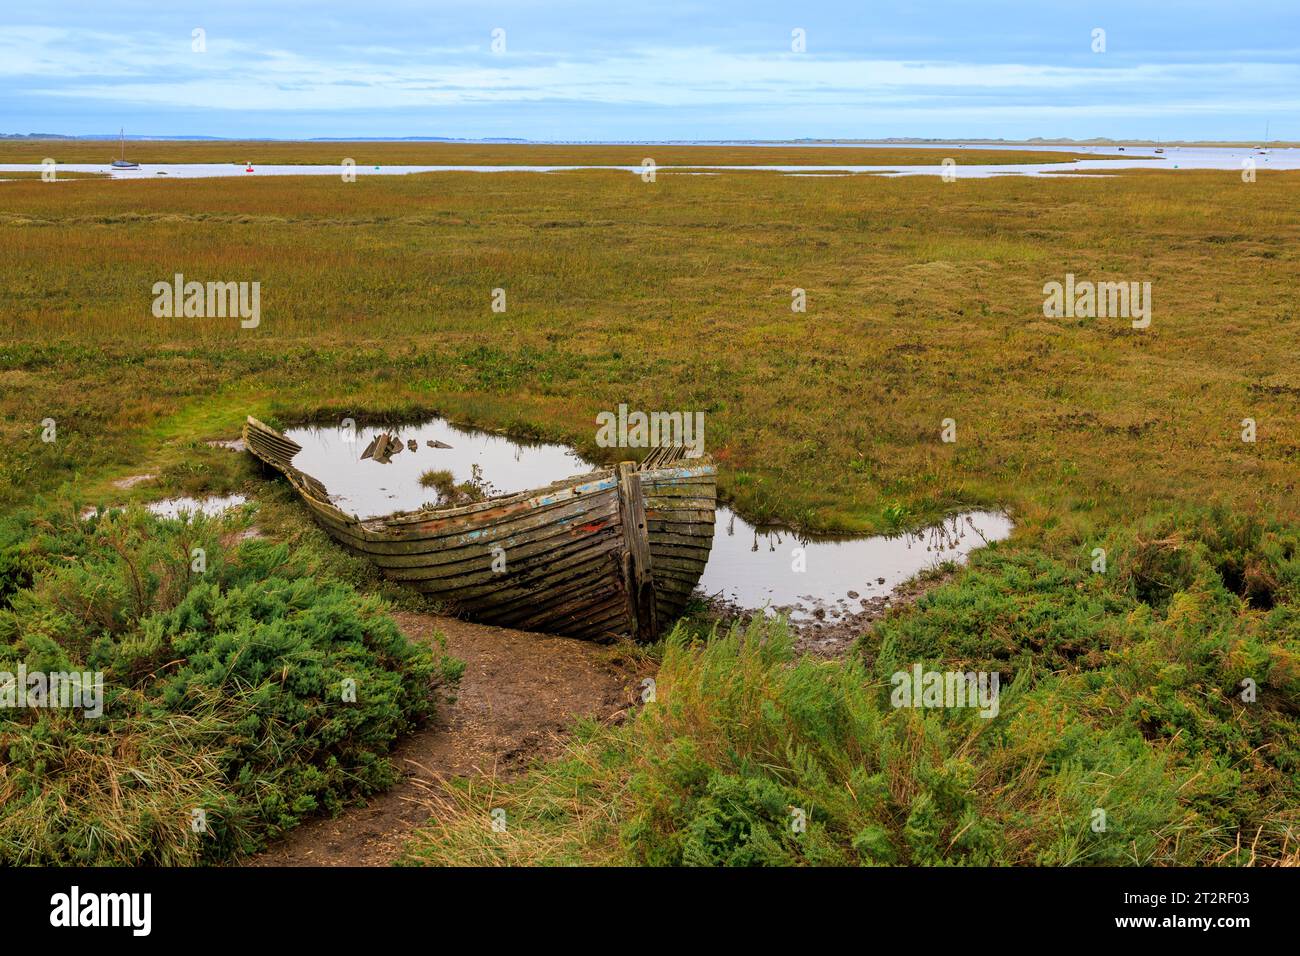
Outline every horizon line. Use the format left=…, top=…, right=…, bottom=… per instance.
left=3, top=134, right=1295, bottom=146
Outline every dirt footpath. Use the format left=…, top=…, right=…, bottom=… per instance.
left=248, top=612, right=645, bottom=867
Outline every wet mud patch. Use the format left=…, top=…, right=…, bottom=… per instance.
left=704, top=565, right=960, bottom=660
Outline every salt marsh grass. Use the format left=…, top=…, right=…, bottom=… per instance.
left=2, top=167, right=1296, bottom=532
left=1, top=160, right=1297, bottom=867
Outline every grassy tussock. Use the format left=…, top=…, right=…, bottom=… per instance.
left=398, top=616, right=1158, bottom=866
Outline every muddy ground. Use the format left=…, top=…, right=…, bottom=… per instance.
left=248, top=612, right=648, bottom=867
left=701, top=567, right=956, bottom=659
left=792, top=569, right=956, bottom=657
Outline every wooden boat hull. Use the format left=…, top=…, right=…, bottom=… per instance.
left=243, top=417, right=715, bottom=641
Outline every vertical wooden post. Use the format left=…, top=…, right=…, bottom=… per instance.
left=616, top=461, right=658, bottom=642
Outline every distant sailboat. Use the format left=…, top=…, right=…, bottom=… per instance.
left=111, top=129, right=140, bottom=169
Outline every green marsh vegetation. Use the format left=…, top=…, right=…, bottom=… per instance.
left=2, top=167, right=1295, bottom=529
left=1, top=162, right=1296, bottom=865
left=0, top=506, right=462, bottom=864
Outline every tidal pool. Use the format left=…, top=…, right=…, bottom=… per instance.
left=699, top=509, right=1011, bottom=621
left=145, top=494, right=249, bottom=519
left=83, top=493, right=249, bottom=521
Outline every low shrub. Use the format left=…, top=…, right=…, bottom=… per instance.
left=0, top=505, right=460, bottom=865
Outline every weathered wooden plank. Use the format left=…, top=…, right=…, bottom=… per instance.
left=485, top=572, right=626, bottom=631
left=641, top=485, right=718, bottom=499
left=308, top=494, right=619, bottom=560
left=396, top=535, right=623, bottom=598
left=647, top=512, right=715, bottom=527
left=641, top=478, right=717, bottom=492
left=335, top=513, right=622, bottom=572
left=648, top=530, right=716, bottom=549
left=617, top=461, right=657, bottom=643
left=649, top=545, right=713, bottom=565
left=655, top=568, right=712, bottom=588
left=495, top=583, right=627, bottom=633
left=378, top=471, right=614, bottom=526
left=416, top=539, right=621, bottom=599
left=316, top=484, right=617, bottom=542
left=482, top=573, right=628, bottom=627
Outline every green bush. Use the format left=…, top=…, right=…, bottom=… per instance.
left=868, top=508, right=1300, bottom=862
left=0, top=506, right=460, bottom=865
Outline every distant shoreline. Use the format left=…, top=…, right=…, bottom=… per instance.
left=2, top=134, right=1295, bottom=148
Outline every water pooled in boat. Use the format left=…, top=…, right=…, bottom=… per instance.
left=282, top=417, right=1011, bottom=618
left=282, top=420, right=592, bottom=517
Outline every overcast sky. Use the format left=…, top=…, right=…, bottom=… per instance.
left=2, top=1, right=1296, bottom=140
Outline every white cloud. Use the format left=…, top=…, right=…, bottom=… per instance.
left=2, top=19, right=1297, bottom=136
left=8, top=25, right=1296, bottom=113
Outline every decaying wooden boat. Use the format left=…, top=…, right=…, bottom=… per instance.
left=243, top=417, right=716, bottom=641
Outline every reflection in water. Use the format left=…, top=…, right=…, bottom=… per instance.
left=83, top=493, right=250, bottom=522
left=145, top=493, right=249, bottom=519
left=701, top=509, right=1012, bottom=621
left=283, top=420, right=591, bottom=518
